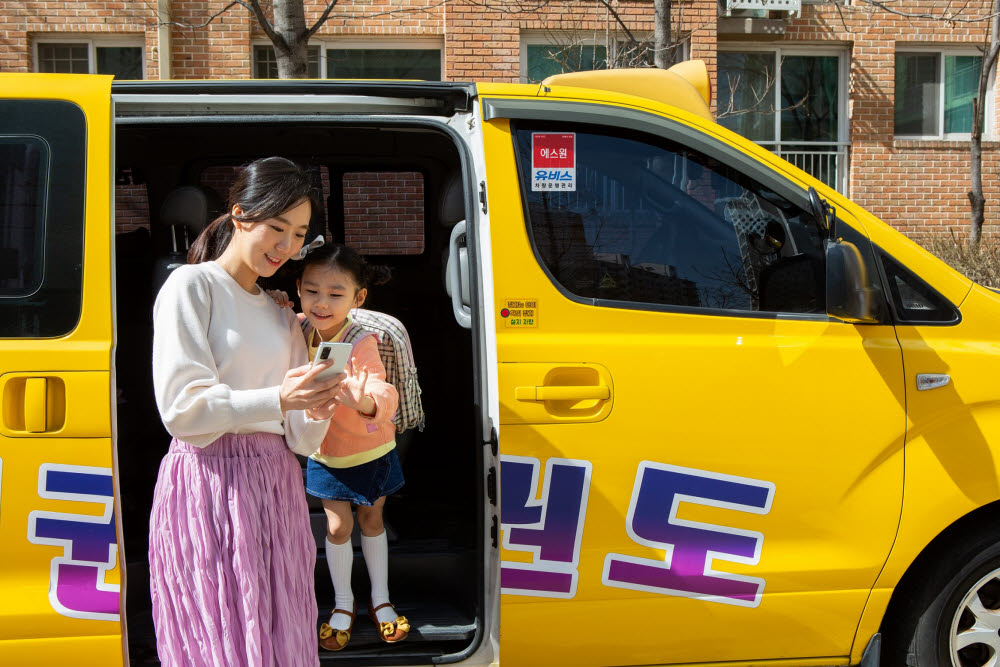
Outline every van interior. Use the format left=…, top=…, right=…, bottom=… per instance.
left=112, top=119, right=482, bottom=665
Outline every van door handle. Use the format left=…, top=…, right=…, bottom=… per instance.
left=448, top=220, right=472, bottom=329
left=24, top=377, right=47, bottom=432
left=515, top=385, right=611, bottom=401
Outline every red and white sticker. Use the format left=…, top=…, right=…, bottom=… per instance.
left=531, top=133, right=576, bottom=192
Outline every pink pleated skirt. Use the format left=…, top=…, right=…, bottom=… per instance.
left=148, top=432, right=319, bottom=667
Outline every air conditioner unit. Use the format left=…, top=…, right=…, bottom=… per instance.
left=726, top=0, right=801, bottom=13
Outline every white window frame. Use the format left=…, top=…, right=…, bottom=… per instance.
left=519, top=31, right=689, bottom=83
left=252, top=38, right=445, bottom=80
left=717, top=44, right=850, bottom=147
left=34, top=36, right=145, bottom=78
left=251, top=41, right=323, bottom=78
left=718, top=44, right=851, bottom=193
left=894, top=45, right=996, bottom=141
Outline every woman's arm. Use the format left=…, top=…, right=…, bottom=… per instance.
left=282, top=311, right=334, bottom=455
left=152, top=266, right=283, bottom=447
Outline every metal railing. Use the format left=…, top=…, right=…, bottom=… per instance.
left=758, top=141, right=851, bottom=195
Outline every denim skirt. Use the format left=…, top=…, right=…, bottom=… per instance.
left=305, top=448, right=404, bottom=506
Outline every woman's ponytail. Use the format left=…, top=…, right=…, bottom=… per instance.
left=186, top=157, right=315, bottom=264
left=187, top=213, right=234, bottom=264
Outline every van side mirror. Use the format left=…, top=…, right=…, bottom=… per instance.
left=826, top=238, right=881, bottom=323
left=808, top=186, right=833, bottom=232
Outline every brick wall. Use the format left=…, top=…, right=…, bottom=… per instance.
left=344, top=172, right=425, bottom=254
left=7, top=0, right=1000, bottom=242
left=116, top=183, right=151, bottom=234
left=772, top=0, right=1000, bottom=240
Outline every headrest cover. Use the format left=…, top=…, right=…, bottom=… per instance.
left=160, top=186, right=223, bottom=235
left=439, top=172, right=465, bottom=227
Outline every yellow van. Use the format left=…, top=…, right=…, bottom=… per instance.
left=2, top=63, right=999, bottom=667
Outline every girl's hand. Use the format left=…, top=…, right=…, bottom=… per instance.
left=333, top=359, right=375, bottom=415
left=279, top=363, right=345, bottom=413
left=306, top=397, right=340, bottom=421
left=266, top=289, right=294, bottom=309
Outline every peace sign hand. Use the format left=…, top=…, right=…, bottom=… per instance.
left=334, top=359, right=373, bottom=415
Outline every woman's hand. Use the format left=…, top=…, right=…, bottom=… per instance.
left=305, top=397, right=340, bottom=422
left=266, top=289, right=294, bottom=309
left=279, top=362, right=345, bottom=414
left=334, top=359, right=376, bottom=416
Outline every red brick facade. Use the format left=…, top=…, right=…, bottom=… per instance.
left=3, top=0, right=998, bottom=241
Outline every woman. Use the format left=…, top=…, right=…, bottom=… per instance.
left=149, top=157, right=338, bottom=667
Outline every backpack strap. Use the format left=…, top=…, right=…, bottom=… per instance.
left=297, top=312, right=313, bottom=342
left=340, top=322, right=379, bottom=360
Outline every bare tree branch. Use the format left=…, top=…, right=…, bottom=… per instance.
left=833, top=0, right=1000, bottom=23
left=591, top=0, right=638, bottom=44
left=245, top=0, right=281, bottom=48
left=305, top=0, right=339, bottom=40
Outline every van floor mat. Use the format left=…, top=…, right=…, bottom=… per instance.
left=316, top=597, right=477, bottom=661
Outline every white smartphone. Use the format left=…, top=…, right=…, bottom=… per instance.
left=312, top=342, right=352, bottom=382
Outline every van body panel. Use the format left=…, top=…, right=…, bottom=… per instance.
left=484, top=102, right=907, bottom=664
left=0, top=75, right=122, bottom=664
left=835, top=202, right=973, bottom=310
left=868, top=283, right=1000, bottom=584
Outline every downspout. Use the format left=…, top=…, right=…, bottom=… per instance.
left=157, top=0, right=172, bottom=79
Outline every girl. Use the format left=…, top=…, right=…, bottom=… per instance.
left=278, top=243, right=409, bottom=651
left=150, top=157, right=343, bottom=667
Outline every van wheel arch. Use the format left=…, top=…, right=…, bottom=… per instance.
left=881, top=500, right=1000, bottom=666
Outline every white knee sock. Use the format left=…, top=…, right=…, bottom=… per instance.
left=325, top=537, right=354, bottom=631
left=361, top=531, right=397, bottom=624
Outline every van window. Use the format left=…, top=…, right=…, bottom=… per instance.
left=0, top=138, right=46, bottom=297
left=880, top=252, right=959, bottom=323
left=513, top=123, right=827, bottom=315
left=343, top=171, right=425, bottom=255
left=0, top=100, right=86, bottom=337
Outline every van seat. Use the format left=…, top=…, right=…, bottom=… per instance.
left=152, top=185, right=223, bottom=295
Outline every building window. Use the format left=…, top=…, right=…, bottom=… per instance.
left=717, top=48, right=849, bottom=193
left=253, top=41, right=443, bottom=80
left=520, top=33, right=675, bottom=83
left=36, top=41, right=143, bottom=79
left=895, top=51, right=990, bottom=138
left=326, top=48, right=441, bottom=80
left=253, top=45, right=321, bottom=79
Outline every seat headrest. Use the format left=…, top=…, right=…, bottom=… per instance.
left=439, top=172, right=465, bottom=227
left=160, top=186, right=224, bottom=235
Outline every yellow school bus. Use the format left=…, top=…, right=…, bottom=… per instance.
left=1, top=63, right=998, bottom=667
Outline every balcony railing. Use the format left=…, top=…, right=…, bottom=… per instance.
left=758, top=141, right=851, bottom=195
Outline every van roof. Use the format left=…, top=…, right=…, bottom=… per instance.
left=475, top=61, right=714, bottom=122
left=110, top=62, right=714, bottom=121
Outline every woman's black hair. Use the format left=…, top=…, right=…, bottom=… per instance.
left=188, top=157, right=318, bottom=264
left=299, top=243, right=391, bottom=290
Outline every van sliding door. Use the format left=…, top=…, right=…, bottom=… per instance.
left=0, top=75, right=122, bottom=666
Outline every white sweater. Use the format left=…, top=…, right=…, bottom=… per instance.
left=152, top=260, right=329, bottom=454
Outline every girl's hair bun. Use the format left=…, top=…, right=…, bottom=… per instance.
left=365, top=263, right=392, bottom=287
left=299, top=242, right=391, bottom=290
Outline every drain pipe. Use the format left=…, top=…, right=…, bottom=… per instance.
left=157, top=0, right=172, bottom=79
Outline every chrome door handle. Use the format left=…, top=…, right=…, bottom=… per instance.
left=917, top=374, right=951, bottom=391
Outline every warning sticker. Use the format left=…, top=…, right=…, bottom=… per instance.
left=531, top=133, right=576, bottom=192
left=500, top=299, right=538, bottom=328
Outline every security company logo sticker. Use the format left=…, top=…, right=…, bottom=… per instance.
left=501, top=299, right=537, bottom=327
left=531, top=133, right=576, bottom=191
